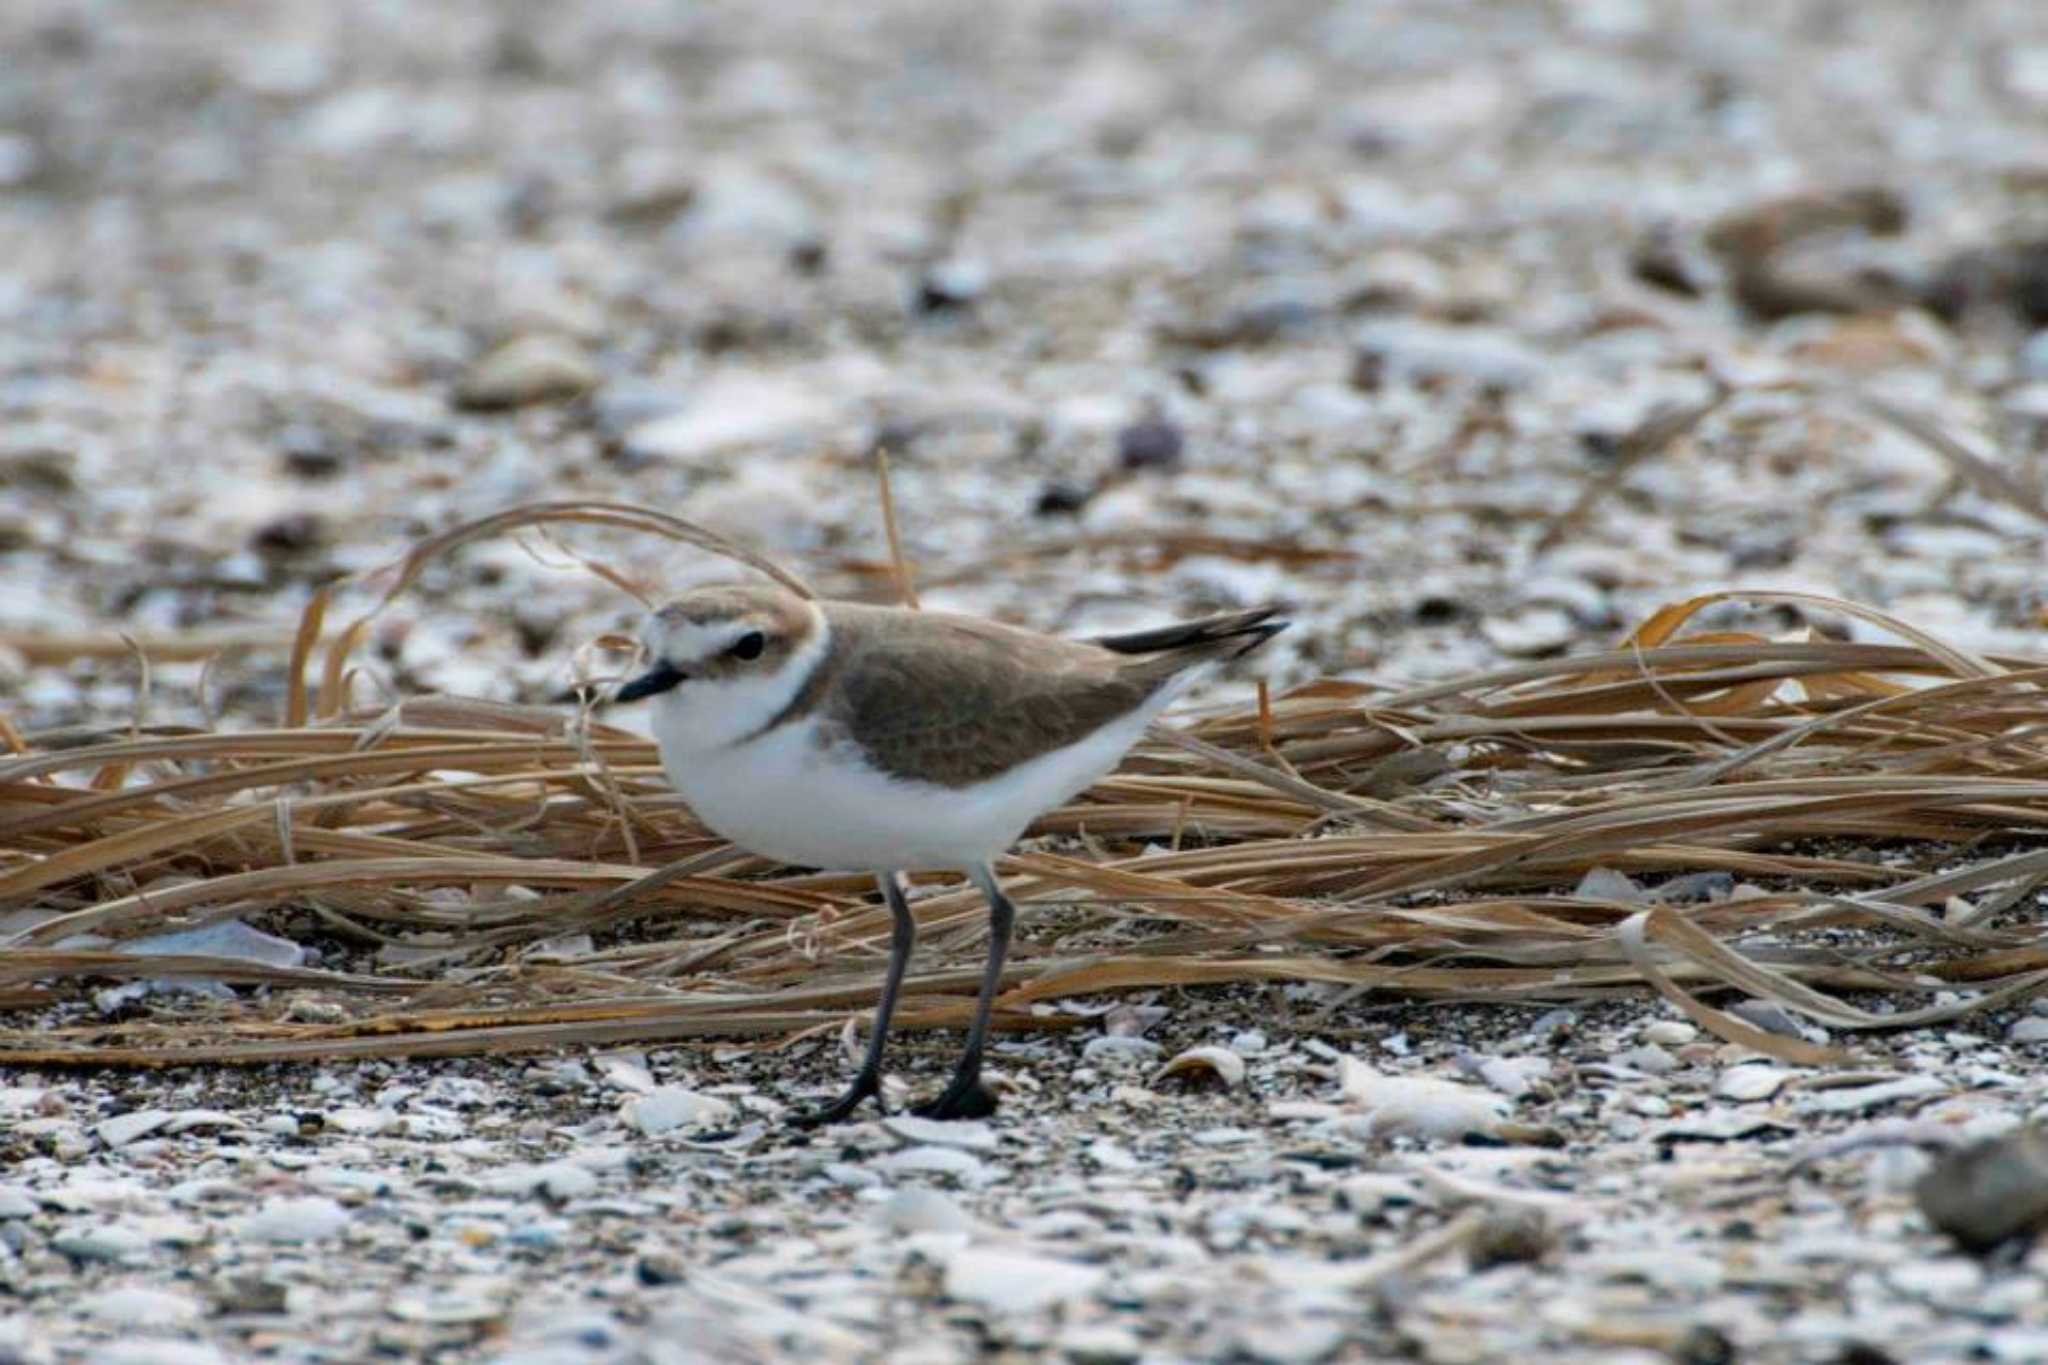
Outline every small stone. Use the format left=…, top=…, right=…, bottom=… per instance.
left=624, top=1087, right=736, bottom=1136
left=821, top=1162, right=879, bottom=1189
left=0, top=133, right=41, bottom=188
left=2010, top=1017, right=2048, bottom=1044
left=279, top=424, right=344, bottom=479
left=592, top=384, right=691, bottom=441
left=1083, top=1139, right=1139, bottom=1172
left=212, top=1275, right=289, bottom=1315
left=872, top=1146, right=993, bottom=1187
left=1572, top=867, right=1643, bottom=903
left=944, top=1248, right=1104, bottom=1314
left=0, top=1187, right=34, bottom=1219
left=79, top=1287, right=200, bottom=1326
left=636, top=1252, right=685, bottom=1286
left=1353, top=320, right=1543, bottom=390
left=54, top=1223, right=153, bottom=1264
left=1656, top=872, right=1735, bottom=905
left=1230, top=1316, right=1349, bottom=1365
left=1631, top=224, right=1707, bottom=297
left=506, top=1221, right=562, bottom=1251
left=1727, top=1000, right=1807, bottom=1038
left=1654, top=1112, right=1796, bottom=1144
left=387, top=1285, right=510, bottom=1325
left=44, top=1179, right=146, bottom=1212
left=1669, top=1324, right=1737, bottom=1365
left=1035, top=480, right=1095, bottom=516
left=916, top=259, right=989, bottom=312
left=1644, top=1021, right=1700, bottom=1048
left=1116, top=419, right=1185, bottom=473
left=515, top=1160, right=597, bottom=1203
left=1883, top=1255, right=1985, bottom=1302
left=879, top=1188, right=976, bottom=1234
left=251, top=511, right=326, bottom=556
left=239, top=1195, right=350, bottom=1244
left=1465, top=1208, right=1553, bottom=1270
left=1617, top=1044, right=1678, bottom=1076
left=881, top=1116, right=999, bottom=1151
left=1161, top=297, right=1320, bottom=350
left=162, top=1110, right=241, bottom=1135
left=86, top=1344, right=229, bottom=1365
left=1715, top=1064, right=1789, bottom=1102
left=95, top=1110, right=173, bottom=1149
left=1457, top=1053, right=1551, bottom=1099
left=1483, top=607, right=1577, bottom=659
left=620, top=373, right=834, bottom=462
left=1082, top=1035, right=1164, bottom=1065
left=1058, top=1322, right=1143, bottom=1365
left=326, top=1107, right=396, bottom=1136
left=453, top=334, right=600, bottom=411
left=1796, top=1075, right=1947, bottom=1115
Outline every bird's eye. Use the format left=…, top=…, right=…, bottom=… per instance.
left=729, top=630, right=766, bottom=661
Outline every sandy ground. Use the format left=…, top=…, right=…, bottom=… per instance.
left=5, top=1, right=2048, bottom=1360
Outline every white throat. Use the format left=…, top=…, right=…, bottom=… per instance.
left=648, top=605, right=829, bottom=755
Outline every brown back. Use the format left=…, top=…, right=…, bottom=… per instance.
left=813, top=603, right=1276, bottom=788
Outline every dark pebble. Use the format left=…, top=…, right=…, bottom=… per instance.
left=1669, top=1325, right=1736, bottom=1365
left=789, top=239, right=828, bottom=275
left=278, top=424, right=343, bottom=480
left=1632, top=225, right=1706, bottom=298
left=1158, top=298, right=1319, bottom=350
left=213, top=1275, right=289, bottom=1315
left=1412, top=595, right=1464, bottom=626
left=914, top=260, right=987, bottom=312
left=1726, top=1000, right=1804, bottom=1038
left=1656, top=871, right=1735, bottom=905
left=1116, top=419, right=1184, bottom=473
left=637, top=1253, right=686, bottom=1286
left=1915, top=1126, right=2048, bottom=1255
left=1465, top=1208, right=1552, bottom=1271
left=251, top=513, right=326, bottom=556
left=1035, top=480, right=1095, bottom=516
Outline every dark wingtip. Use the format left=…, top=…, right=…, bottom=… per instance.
left=1233, top=618, right=1290, bottom=657
left=1091, top=604, right=1292, bottom=657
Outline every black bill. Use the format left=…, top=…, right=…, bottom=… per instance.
left=615, top=662, right=686, bottom=702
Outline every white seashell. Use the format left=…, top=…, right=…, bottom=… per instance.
left=1333, top=1056, right=1514, bottom=1140
left=1152, top=1045, right=1248, bottom=1090
left=1714, top=1064, right=1790, bottom=1102
left=623, top=1086, right=736, bottom=1136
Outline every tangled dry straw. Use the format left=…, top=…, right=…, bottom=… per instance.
left=3, top=501, right=2047, bottom=1072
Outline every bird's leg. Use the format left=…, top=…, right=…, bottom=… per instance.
left=790, top=871, right=916, bottom=1128
left=912, top=862, right=1015, bottom=1121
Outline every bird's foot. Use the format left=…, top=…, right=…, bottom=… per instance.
left=788, top=1072, right=885, bottom=1129
left=910, top=1075, right=997, bottom=1122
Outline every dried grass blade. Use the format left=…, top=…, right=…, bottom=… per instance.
left=1615, top=909, right=1850, bottom=1064
left=285, top=582, right=331, bottom=728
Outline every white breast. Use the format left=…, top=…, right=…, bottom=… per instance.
left=658, top=680, right=1192, bottom=873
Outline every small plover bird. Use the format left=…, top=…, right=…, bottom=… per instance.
left=614, top=583, right=1286, bottom=1125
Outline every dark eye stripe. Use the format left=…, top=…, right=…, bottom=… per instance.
left=615, top=661, right=687, bottom=702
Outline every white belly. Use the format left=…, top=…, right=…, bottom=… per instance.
left=661, top=702, right=1171, bottom=872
